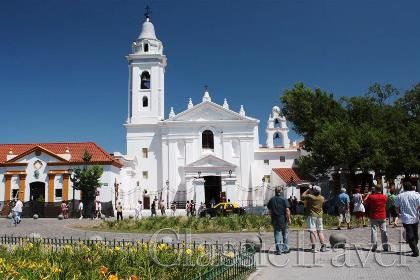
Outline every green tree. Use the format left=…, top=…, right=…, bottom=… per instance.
left=72, top=150, right=103, bottom=218
left=280, top=82, right=419, bottom=182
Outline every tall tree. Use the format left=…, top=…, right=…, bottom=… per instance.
left=71, top=150, right=103, bottom=218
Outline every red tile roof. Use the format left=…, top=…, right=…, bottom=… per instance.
left=272, top=168, right=312, bottom=184
left=0, top=142, right=122, bottom=167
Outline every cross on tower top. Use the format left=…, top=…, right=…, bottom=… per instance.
left=144, top=5, right=152, bottom=20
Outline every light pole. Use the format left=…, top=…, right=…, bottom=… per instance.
left=166, top=179, right=169, bottom=209
left=262, top=177, right=266, bottom=206
left=67, top=168, right=78, bottom=218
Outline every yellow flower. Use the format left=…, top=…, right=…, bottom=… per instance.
left=224, top=251, right=235, bottom=259
left=100, top=265, right=109, bottom=276
left=158, top=243, right=168, bottom=251
left=108, top=274, right=118, bottom=280
left=185, top=248, right=193, bottom=256
left=114, top=246, right=121, bottom=252
left=130, top=276, right=139, bottom=280
left=197, top=245, right=206, bottom=254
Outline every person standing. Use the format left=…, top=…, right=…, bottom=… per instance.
left=15, top=198, right=23, bottom=223
left=337, top=188, right=351, bottom=230
left=78, top=200, right=84, bottom=219
left=151, top=200, right=157, bottom=217
left=135, top=200, right=143, bottom=219
left=364, top=185, right=390, bottom=252
left=302, top=185, right=327, bottom=252
left=387, top=186, right=399, bottom=227
left=96, top=201, right=102, bottom=219
left=352, top=187, right=366, bottom=228
left=190, top=200, right=196, bottom=216
left=267, top=186, right=291, bottom=255
left=160, top=200, right=166, bottom=215
left=186, top=200, right=191, bottom=217
left=395, top=182, right=420, bottom=257
left=116, top=201, right=123, bottom=221
left=171, top=201, right=177, bottom=216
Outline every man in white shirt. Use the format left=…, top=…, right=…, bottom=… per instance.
left=78, top=200, right=84, bottom=219
left=135, top=200, right=143, bottom=219
left=13, top=198, right=23, bottom=224
left=395, top=182, right=420, bottom=257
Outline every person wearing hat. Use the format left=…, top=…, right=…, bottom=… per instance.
left=336, top=187, right=351, bottom=230
left=267, top=186, right=291, bottom=255
left=302, top=185, right=327, bottom=252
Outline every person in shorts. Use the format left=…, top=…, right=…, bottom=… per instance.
left=336, top=187, right=351, bottom=230
left=302, top=185, right=327, bottom=252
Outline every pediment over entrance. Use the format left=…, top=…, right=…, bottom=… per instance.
left=184, top=155, right=236, bottom=171
left=168, top=101, right=257, bottom=122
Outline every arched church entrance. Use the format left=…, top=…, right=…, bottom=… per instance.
left=29, top=181, right=46, bottom=217
left=204, top=176, right=222, bottom=206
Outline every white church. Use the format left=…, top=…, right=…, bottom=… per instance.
left=114, top=14, right=311, bottom=210
left=0, top=13, right=311, bottom=216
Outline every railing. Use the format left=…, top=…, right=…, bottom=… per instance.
left=0, top=235, right=256, bottom=279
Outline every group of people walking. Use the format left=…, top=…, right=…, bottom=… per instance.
left=267, top=181, right=420, bottom=257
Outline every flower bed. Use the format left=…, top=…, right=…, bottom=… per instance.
left=0, top=238, right=254, bottom=280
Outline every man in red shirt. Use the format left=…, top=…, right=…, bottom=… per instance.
left=364, top=185, right=390, bottom=252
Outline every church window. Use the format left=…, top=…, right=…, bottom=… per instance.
left=140, top=71, right=150, bottom=89
left=142, top=96, right=148, bottom=107
left=273, top=133, right=282, bottom=147
left=143, top=171, right=148, bottom=179
left=12, top=189, right=18, bottom=200
left=280, top=156, right=286, bottom=162
left=264, top=159, right=269, bottom=165
left=144, top=43, right=149, bottom=52
left=142, top=148, right=148, bottom=158
left=274, top=118, right=280, bottom=128
left=202, top=130, right=214, bottom=149
left=55, top=189, right=62, bottom=199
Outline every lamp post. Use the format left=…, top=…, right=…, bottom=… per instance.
left=262, top=177, right=266, bottom=206
left=67, top=168, right=77, bottom=218
left=165, top=179, right=169, bottom=209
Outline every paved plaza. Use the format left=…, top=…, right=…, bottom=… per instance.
left=0, top=218, right=419, bottom=279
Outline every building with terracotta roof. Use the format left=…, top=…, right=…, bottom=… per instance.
left=0, top=142, right=122, bottom=216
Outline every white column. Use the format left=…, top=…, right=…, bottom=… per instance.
left=193, top=178, right=205, bottom=205
left=225, top=178, right=237, bottom=203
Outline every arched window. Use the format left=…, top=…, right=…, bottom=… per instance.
left=273, top=133, right=282, bottom=147
left=144, top=43, right=149, bottom=52
left=141, top=71, right=150, bottom=89
left=202, top=130, right=214, bottom=149
left=142, top=96, right=148, bottom=107
left=274, top=118, right=280, bottom=128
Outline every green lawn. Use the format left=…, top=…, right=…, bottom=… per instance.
left=84, top=214, right=359, bottom=234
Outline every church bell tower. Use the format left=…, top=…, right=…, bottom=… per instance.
left=126, top=7, right=167, bottom=124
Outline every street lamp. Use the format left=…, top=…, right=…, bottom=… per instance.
left=262, top=177, right=266, bottom=206
left=165, top=179, right=169, bottom=209
left=67, top=168, right=78, bottom=217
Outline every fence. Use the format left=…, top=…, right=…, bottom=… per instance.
left=0, top=235, right=256, bottom=280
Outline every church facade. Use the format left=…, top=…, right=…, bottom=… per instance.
left=117, top=15, right=311, bottom=210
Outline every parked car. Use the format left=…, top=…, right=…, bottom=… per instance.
left=199, top=202, right=246, bottom=218
left=243, top=206, right=269, bottom=215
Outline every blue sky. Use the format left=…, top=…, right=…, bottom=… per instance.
left=1, top=0, right=419, bottom=153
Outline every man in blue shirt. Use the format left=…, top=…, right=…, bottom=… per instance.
left=337, top=187, right=351, bottom=230
left=267, top=187, right=291, bottom=255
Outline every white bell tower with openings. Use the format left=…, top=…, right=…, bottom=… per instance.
left=127, top=8, right=166, bottom=124
left=266, top=106, right=290, bottom=148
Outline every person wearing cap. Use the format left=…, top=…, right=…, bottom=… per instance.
left=336, top=187, right=351, bottom=230
left=302, top=185, right=327, bottom=252
left=267, top=186, right=291, bottom=255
